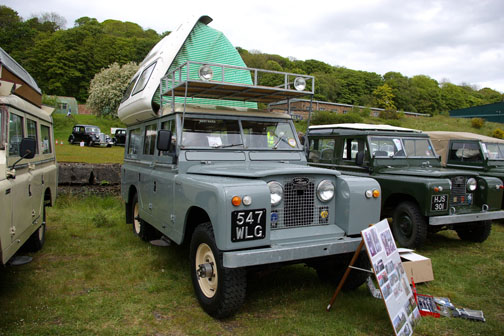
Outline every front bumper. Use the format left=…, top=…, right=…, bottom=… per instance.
left=429, top=210, right=504, bottom=225
left=222, top=236, right=362, bottom=268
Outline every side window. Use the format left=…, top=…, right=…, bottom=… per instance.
left=308, top=138, right=334, bottom=162
left=8, top=113, right=23, bottom=156
left=0, top=109, right=4, bottom=150
left=449, top=141, right=482, bottom=162
left=132, top=62, right=156, bottom=96
left=41, top=125, right=52, bottom=154
left=143, top=124, right=157, bottom=155
left=121, top=75, right=138, bottom=102
left=26, top=119, right=38, bottom=154
left=128, top=128, right=142, bottom=155
left=342, top=138, right=360, bottom=160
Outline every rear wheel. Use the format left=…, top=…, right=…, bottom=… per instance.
left=455, top=221, right=491, bottom=242
left=190, top=222, right=246, bottom=319
left=130, top=193, right=156, bottom=241
left=313, top=252, right=370, bottom=290
left=391, top=202, right=428, bottom=248
left=26, top=206, right=46, bottom=252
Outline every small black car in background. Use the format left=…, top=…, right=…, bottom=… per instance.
left=68, top=124, right=112, bottom=147
left=112, top=128, right=126, bottom=146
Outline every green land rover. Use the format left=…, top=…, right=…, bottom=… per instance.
left=118, top=16, right=381, bottom=318
left=0, top=47, right=57, bottom=266
left=307, top=123, right=504, bottom=249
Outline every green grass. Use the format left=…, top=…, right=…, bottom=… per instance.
left=53, top=114, right=126, bottom=164
left=1, top=195, right=503, bottom=335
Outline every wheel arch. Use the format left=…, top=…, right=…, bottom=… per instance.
left=125, top=185, right=138, bottom=224
left=383, top=193, right=419, bottom=218
left=183, top=206, right=211, bottom=246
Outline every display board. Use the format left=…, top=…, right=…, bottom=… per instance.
left=362, top=219, right=422, bottom=335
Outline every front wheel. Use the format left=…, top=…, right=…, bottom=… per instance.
left=391, top=201, right=428, bottom=248
left=455, top=221, right=491, bottom=242
left=68, top=135, right=75, bottom=144
left=26, top=206, right=46, bottom=252
left=190, top=222, right=246, bottom=319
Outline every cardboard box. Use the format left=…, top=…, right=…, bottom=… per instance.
left=398, top=248, right=434, bottom=284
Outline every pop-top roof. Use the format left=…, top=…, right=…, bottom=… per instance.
left=0, top=47, right=41, bottom=94
left=426, top=131, right=504, bottom=144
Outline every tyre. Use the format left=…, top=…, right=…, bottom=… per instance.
left=130, top=193, right=156, bottom=241
left=313, top=252, right=370, bottom=290
left=455, top=221, right=491, bottom=242
left=391, top=201, right=428, bottom=248
left=190, top=222, right=246, bottom=319
left=68, top=135, right=75, bottom=144
left=26, top=206, right=46, bottom=252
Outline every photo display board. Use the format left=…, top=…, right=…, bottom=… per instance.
left=362, top=219, right=421, bottom=336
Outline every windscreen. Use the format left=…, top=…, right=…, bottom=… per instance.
left=369, top=137, right=435, bottom=158
left=483, top=143, right=504, bottom=160
left=242, top=120, right=299, bottom=150
left=181, top=118, right=243, bottom=148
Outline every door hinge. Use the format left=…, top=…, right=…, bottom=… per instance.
left=10, top=226, right=16, bottom=235
left=170, top=214, right=176, bottom=223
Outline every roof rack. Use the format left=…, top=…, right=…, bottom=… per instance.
left=159, top=61, right=314, bottom=112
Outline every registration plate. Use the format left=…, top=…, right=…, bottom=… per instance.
left=231, top=209, right=266, bottom=242
left=431, top=194, right=448, bottom=211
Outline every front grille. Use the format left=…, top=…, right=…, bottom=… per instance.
left=271, top=177, right=327, bottom=229
left=450, top=176, right=472, bottom=206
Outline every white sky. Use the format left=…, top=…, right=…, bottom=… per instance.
left=4, top=0, right=504, bottom=93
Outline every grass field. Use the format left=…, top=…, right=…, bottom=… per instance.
left=1, top=195, right=503, bottom=335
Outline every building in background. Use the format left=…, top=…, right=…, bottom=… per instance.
left=269, top=99, right=429, bottom=120
left=47, top=96, right=78, bottom=115
left=450, top=102, right=504, bottom=123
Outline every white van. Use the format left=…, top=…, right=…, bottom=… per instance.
left=0, top=47, right=57, bottom=265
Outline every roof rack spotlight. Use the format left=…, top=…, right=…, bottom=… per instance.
left=198, top=64, right=213, bottom=81
left=293, top=77, right=306, bottom=91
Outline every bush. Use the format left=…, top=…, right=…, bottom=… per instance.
left=492, top=128, right=504, bottom=139
left=378, top=109, right=400, bottom=120
left=471, top=118, right=485, bottom=129
left=310, top=110, right=362, bottom=125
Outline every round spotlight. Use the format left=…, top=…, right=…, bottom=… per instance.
left=293, top=77, right=306, bottom=91
left=198, top=65, right=213, bottom=81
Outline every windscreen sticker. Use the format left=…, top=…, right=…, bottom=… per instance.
left=288, top=138, right=297, bottom=147
left=207, top=136, right=222, bottom=147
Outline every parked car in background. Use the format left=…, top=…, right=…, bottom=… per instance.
left=428, top=131, right=504, bottom=208
left=0, top=47, right=57, bottom=266
left=118, top=15, right=382, bottom=319
left=68, top=124, right=112, bottom=147
left=112, top=128, right=126, bottom=146
left=307, top=123, right=504, bottom=248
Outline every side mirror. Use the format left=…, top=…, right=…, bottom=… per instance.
left=20, top=138, right=36, bottom=159
left=157, top=129, right=172, bottom=152
left=355, top=151, right=365, bottom=166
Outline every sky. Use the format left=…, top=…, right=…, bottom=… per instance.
left=4, top=0, right=504, bottom=93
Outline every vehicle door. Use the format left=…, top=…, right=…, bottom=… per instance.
left=7, top=110, right=33, bottom=241
left=339, top=137, right=370, bottom=177
left=151, top=119, right=176, bottom=237
left=0, top=106, right=13, bottom=262
left=25, top=117, right=43, bottom=223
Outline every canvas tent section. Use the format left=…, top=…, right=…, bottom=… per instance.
left=154, top=22, right=257, bottom=109
left=427, top=131, right=504, bottom=166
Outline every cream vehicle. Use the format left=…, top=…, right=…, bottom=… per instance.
left=0, top=47, right=57, bottom=266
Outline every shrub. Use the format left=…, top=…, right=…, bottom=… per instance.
left=378, top=109, right=400, bottom=120
left=471, top=118, right=485, bottom=129
left=310, top=110, right=362, bottom=125
left=492, top=128, right=504, bottom=139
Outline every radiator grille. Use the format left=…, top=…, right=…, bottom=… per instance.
left=450, top=176, right=471, bottom=206
left=271, top=177, right=327, bottom=229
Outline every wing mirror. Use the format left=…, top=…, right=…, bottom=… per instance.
left=8, top=138, right=37, bottom=179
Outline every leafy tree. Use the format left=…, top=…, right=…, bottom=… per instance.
left=409, top=75, right=443, bottom=115
left=86, top=62, right=139, bottom=117
left=373, top=84, right=396, bottom=110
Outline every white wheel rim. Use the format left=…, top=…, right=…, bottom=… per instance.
left=195, top=243, right=218, bottom=298
left=38, top=225, right=44, bottom=241
left=133, top=202, right=141, bottom=234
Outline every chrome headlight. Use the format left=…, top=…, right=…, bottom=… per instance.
left=466, top=177, right=477, bottom=192
left=268, top=181, right=283, bottom=206
left=198, top=65, right=213, bottom=81
left=317, top=180, right=335, bottom=202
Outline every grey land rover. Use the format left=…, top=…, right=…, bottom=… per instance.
left=118, top=16, right=381, bottom=318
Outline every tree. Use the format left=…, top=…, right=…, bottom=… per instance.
left=86, top=62, right=139, bottom=117
left=373, top=84, right=396, bottom=110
